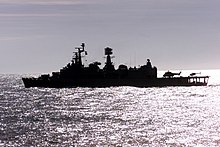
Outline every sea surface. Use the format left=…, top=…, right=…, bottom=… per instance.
left=0, top=69, right=220, bottom=146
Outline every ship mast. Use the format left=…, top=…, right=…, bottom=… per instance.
left=104, top=47, right=115, bottom=71
left=74, top=43, right=87, bottom=66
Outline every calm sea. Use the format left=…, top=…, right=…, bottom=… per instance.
left=0, top=69, right=220, bottom=146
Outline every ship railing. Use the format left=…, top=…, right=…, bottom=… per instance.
left=188, top=76, right=209, bottom=84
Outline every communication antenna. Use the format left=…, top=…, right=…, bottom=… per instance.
left=134, top=52, right=136, bottom=67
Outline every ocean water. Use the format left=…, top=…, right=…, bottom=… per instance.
left=0, top=70, right=220, bottom=146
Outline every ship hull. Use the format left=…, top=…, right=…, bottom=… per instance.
left=22, top=76, right=208, bottom=88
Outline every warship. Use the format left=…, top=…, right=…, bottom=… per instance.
left=22, top=43, right=209, bottom=88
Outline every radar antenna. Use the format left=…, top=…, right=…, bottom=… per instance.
left=104, top=47, right=115, bottom=72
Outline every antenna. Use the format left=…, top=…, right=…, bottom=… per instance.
left=73, top=43, right=87, bottom=66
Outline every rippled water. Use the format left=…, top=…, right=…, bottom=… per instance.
left=1, top=70, right=220, bottom=146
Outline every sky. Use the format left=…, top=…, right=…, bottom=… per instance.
left=0, top=0, right=219, bottom=73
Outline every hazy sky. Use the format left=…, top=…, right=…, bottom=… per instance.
left=0, top=0, right=219, bottom=73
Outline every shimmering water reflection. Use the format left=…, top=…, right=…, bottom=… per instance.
left=1, top=74, right=220, bottom=146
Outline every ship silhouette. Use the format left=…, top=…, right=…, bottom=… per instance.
left=22, top=43, right=209, bottom=88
